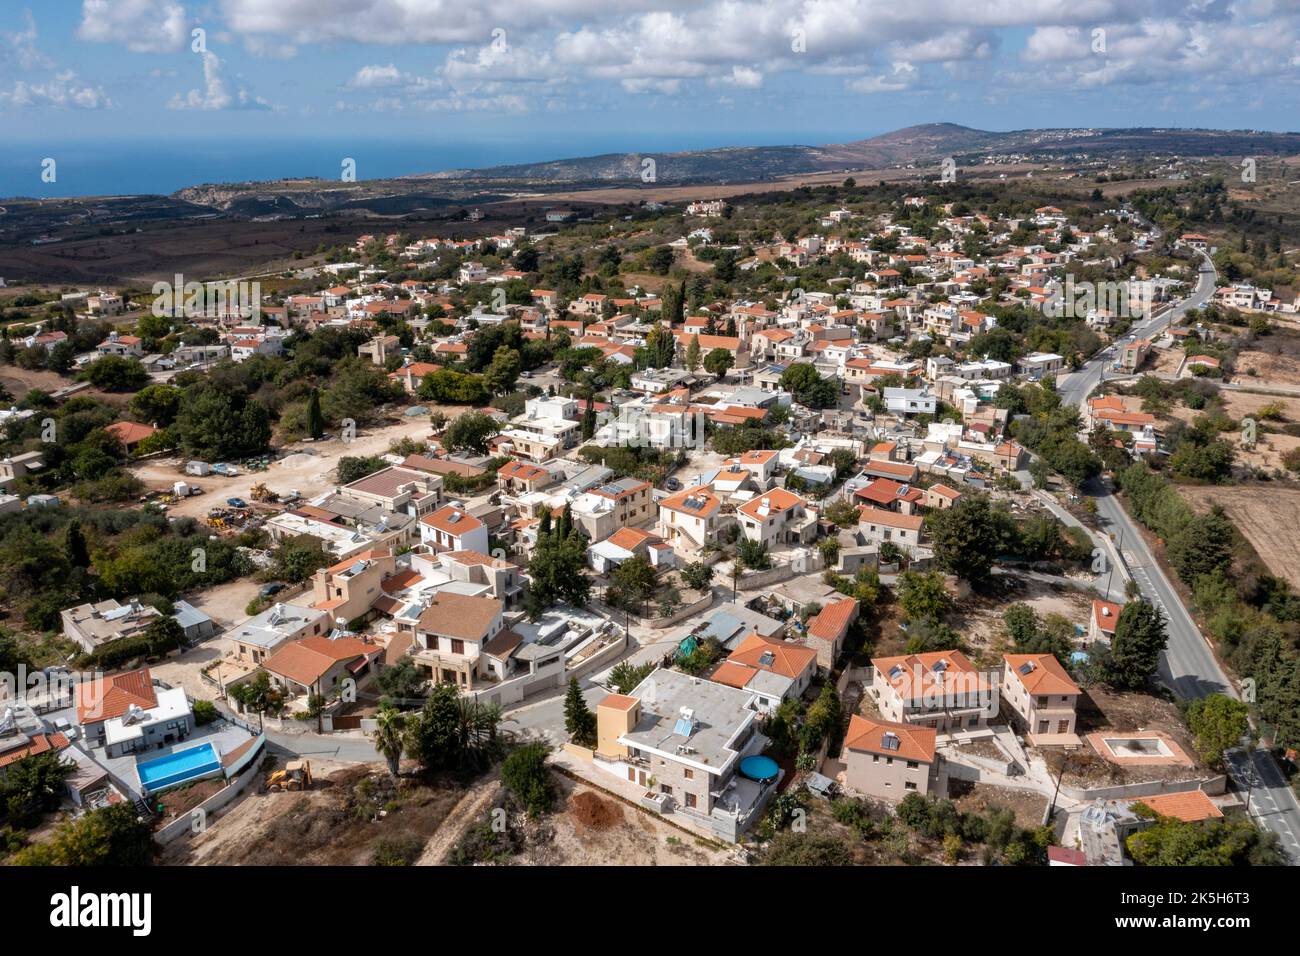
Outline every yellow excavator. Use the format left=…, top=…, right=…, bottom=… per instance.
left=266, top=760, right=312, bottom=792
left=250, top=483, right=275, bottom=503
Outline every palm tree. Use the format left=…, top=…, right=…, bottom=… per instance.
left=373, top=705, right=407, bottom=778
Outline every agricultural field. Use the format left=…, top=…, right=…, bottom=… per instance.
left=1180, top=483, right=1300, bottom=589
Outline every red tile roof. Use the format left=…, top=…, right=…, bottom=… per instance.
left=807, top=598, right=858, bottom=642
left=76, top=668, right=158, bottom=726
left=1137, top=790, right=1223, bottom=822
left=844, top=714, right=936, bottom=763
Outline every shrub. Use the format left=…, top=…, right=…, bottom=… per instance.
left=500, top=742, right=553, bottom=818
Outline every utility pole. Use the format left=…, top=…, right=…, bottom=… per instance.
left=1048, top=751, right=1070, bottom=821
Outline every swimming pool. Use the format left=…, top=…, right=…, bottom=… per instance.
left=136, top=742, right=222, bottom=793
left=739, top=754, right=780, bottom=782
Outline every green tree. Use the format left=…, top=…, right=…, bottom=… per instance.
left=12, top=803, right=154, bottom=866
left=896, top=570, right=953, bottom=623
left=500, top=742, right=554, bottom=817
left=1, top=750, right=75, bottom=828
left=779, top=363, right=839, bottom=408
left=1003, top=603, right=1039, bottom=647
left=173, top=385, right=271, bottom=461
left=1185, top=694, right=1249, bottom=769
left=442, top=411, right=500, bottom=455
left=142, top=615, right=184, bottom=656
left=63, top=520, right=90, bottom=568
left=305, top=387, right=325, bottom=439
left=760, top=831, right=855, bottom=866
left=1109, top=601, right=1168, bottom=690
left=610, top=555, right=657, bottom=605
left=403, top=682, right=502, bottom=774
left=128, top=384, right=182, bottom=426
left=563, top=677, right=597, bottom=747
left=525, top=526, right=590, bottom=618
left=1166, top=507, right=1234, bottom=585
left=703, top=347, right=734, bottom=379
left=926, top=495, right=1003, bottom=583
left=823, top=498, right=860, bottom=528
left=79, top=355, right=148, bottom=391
left=337, top=455, right=387, bottom=484
left=372, top=705, right=407, bottom=778
left=736, top=537, right=771, bottom=571
left=483, top=344, right=522, bottom=395
left=680, top=561, right=714, bottom=592
left=268, top=534, right=330, bottom=584
left=608, top=660, right=655, bottom=695
left=1126, top=807, right=1284, bottom=866
left=684, top=334, right=702, bottom=373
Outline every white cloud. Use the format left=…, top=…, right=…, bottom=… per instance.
left=349, top=64, right=408, bottom=89
left=0, top=70, right=112, bottom=109
left=2, top=11, right=52, bottom=70
left=168, top=51, right=271, bottom=110
left=847, top=61, right=918, bottom=93
left=198, top=1, right=1300, bottom=111
left=79, top=0, right=189, bottom=53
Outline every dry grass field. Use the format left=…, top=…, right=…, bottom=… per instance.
left=1179, top=483, right=1300, bottom=589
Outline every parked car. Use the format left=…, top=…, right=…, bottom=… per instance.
left=260, top=582, right=286, bottom=598
left=664, top=477, right=681, bottom=491
left=227, top=497, right=248, bottom=509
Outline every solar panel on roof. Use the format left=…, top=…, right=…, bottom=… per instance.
left=881, top=732, right=901, bottom=751
left=758, top=650, right=775, bottom=667
left=1018, top=661, right=1035, bottom=675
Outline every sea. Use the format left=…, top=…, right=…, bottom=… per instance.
left=0, top=130, right=854, bottom=200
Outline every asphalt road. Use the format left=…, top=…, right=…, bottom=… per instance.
left=1056, top=252, right=1218, bottom=409
left=1056, top=252, right=1300, bottom=861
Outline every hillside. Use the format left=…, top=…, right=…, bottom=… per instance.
left=163, top=124, right=1300, bottom=215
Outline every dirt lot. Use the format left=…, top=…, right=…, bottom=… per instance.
left=1058, top=684, right=1205, bottom=788
left=520, top=776, right=735, bottom=865
left=0, top=365, right=122, bottom=405
left=1145, top=346, right=1186, bottom=378
left=163, top=762, right=468, bottom=865
left=129, top=414, right=454, bottom=518
left=952, top=578, right=1093, bottom=669
left=1164, top=388, right=1300, bottom=471
left=1233, top=347, right=1300, bottom=386
left=443, top=773, right=737, bottom=866
left=1179, top=483, right=1300, bottom=589
left=949, top=781, right=1047, bottom=830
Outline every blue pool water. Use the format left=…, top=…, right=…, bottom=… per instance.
left=740, top=755, right=780, bottom=782
left=136, top=742, right=221, bottom=793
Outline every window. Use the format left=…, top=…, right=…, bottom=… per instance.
left=451, top=639, right=465, bottom=655
left=905, top=781, right=917, bottom=791
left=683, top=768, right=694, bottom=780
left=684, top=792, right=697, bottom=809
left=906, top=761, right=918, bottom=770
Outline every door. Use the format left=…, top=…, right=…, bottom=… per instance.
left=1058, top=720, right=1070, bottom=734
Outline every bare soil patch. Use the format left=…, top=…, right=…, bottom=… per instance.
left=163, top=764, right=467, bottom=866
left=950, top=782, right=1047, bottom=830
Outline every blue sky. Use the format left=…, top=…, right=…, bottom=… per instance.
left=2, top=1, right=1298, bottom=162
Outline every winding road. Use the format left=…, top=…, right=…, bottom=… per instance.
left=1055, top=250, right=1300, bottom=862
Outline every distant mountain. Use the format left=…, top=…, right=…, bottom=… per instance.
left=427, top=123, right=1300, bottom=183
left=164, top=122, right=1300, bottom=213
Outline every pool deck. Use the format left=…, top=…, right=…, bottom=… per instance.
left=36, top=696, right=258, bottom=801
left=1086, top=730, right=1193, bottom=766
